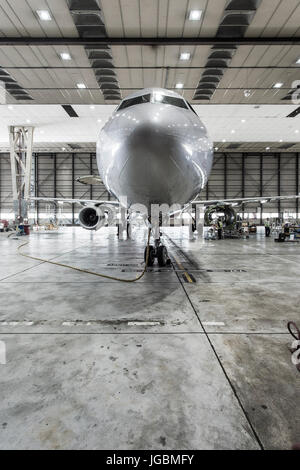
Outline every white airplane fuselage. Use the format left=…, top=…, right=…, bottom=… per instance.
left=96, top=88, right=213, bottom=210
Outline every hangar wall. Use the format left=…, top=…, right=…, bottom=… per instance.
left=0, top=152, right=299, bottom=222
left=201, top=152, right=299, bottom=219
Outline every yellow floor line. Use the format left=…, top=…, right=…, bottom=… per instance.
left=173, top=255, right=194, bottom=283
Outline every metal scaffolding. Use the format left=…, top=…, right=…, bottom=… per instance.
left=9, top=125, right=34, bottom=221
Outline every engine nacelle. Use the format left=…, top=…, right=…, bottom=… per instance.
left=78, top=205, right=106, bottom=231
left=205, top=204, right=237, bottom=229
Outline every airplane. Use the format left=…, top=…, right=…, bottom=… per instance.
left=30, top=87, right=300, bottom=267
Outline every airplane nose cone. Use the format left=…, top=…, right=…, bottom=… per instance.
left=117, top=107, right=201, bottom=208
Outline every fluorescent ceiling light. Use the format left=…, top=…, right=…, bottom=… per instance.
left=175, top=83, right=184, bottom=89
left=36, top=10, right=52, bottom=21
left=77, top=83, right=86, bottom=89
left=60, top=52, right=71, bottom=61
left=273, top=82, right=283, bottom=89
left=180, top=52, right=191, bottom=61
left=189, top=10, right=202, bottom=21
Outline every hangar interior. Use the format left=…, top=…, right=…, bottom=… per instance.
left=0, top=0, right=300, bottom=451
left=1, top=150, right=300, bottom=222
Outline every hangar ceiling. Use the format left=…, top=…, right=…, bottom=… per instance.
left=0, top=0, right=299, bottom=105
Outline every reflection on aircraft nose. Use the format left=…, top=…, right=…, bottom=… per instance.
left=118, top=112, right=200, bottom=207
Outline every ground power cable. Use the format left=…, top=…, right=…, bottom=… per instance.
left=17, top=228, right=151, bottom=283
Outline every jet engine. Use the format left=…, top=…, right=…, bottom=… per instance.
left=78, top=205, right=106, bottom=231
left=204, top=204, right=237, bottom=229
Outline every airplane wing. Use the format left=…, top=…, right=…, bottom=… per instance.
left=28, top=197, right=119, bottom=206
left=192, top=195, right=300, bottom=206
left=27, top=174, right=119, bottom=206
left=76, top=175, right=102, bottom=185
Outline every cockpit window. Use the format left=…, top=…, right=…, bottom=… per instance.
left=118, top=94, right=151, bottom=110
left=153, top=93, right=188, bottom=110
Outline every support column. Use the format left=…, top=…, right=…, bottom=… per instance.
left=53, top=153, right=57, bottom=223
left=296, top=153, right=299, bottom=220
left=9, top=125, right=34, bottom=222
left=196, top=204, right=205, bottom=238
left=72, top=153, right=75, bottom=225
left=242, top=153, right=245, bottom=217
left=0, top=152, right=1, bottom=218
left=34, top=153, right=39, bottom=223
left=278, top=154, right=281, bottom=219
left=89, top=153, right=93, bottom=201
left=224, top=154, right=227, bottom=199
left=260, top=154, right=263, bottom=225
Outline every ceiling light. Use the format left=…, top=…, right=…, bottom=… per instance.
left=97, top=118, right=102, bottom=123
left=273, top=83, right=283, bottom=89
left=222, top=139, right=226, bottom=143
left=180, top=52, right=191, bottom=61
left=175, top=83, right=184, bottom=89
left=8, top=105, right=13, bottom=110
left=266, top=147, right=270, bottom=150
left=26, top=119, right=31, bottom=123
left=36, top=10, right=52, bottom=21
left=90, top=105, right=95, bottom=110
left=244, top=90, right=251, bottom=98
left=241, top=119, right=246, bottom=123
left=189, top=10, right=202, bottom=21
left=279, top=139, right=283, bottom=143
left=231, top=129, right=236, bottom=134
left=77, top=83, right=86, bottom=89
left=60, top=52, right=71, bottom=61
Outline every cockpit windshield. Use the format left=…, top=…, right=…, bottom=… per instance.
left=152, top=92, right=188, bottom=110
left=117, top=91, right=190, bottom=112
left=118, top=94, right=151, bottom=110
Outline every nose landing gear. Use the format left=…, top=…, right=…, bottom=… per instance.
left=144, top=238, right=171, bottom=267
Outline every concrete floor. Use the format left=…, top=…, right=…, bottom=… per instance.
left=0, top=226, right=299, bottom=450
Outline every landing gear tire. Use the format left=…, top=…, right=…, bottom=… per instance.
left=144, top=245, right=155, bottom=267
left=157, top=245, right=169, bottom=267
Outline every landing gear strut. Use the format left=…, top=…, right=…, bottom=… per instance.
left=144, top=234, right=171, bottom=268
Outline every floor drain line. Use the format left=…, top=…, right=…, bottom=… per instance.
left=127, top=321, right=162, bottom=326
